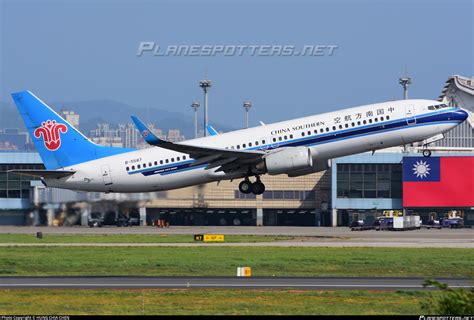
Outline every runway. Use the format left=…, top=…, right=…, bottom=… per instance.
left=1, top=276, right=472, bottom=290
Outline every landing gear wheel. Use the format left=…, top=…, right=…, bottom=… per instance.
left=239, top=180, right=252, bottom=194
left=251, top=181, right=266, bottom=195
left=422, top=149, right=432, bottom=157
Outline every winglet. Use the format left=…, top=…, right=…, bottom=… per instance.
left=206, top=125, right=218, bottom=136
left=131, top=116, right=165, bottom=146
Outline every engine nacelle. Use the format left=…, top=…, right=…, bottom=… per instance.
left=260, top=147, right=313, bottom=175
left=287, top=159, right=331, bottom=177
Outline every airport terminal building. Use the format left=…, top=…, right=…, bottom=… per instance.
left=1, top=75, right=473, bottom=227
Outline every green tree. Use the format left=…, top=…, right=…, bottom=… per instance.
left=421, top=279, right=474, bottom=315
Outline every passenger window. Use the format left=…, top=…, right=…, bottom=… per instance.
left=243, top=144, right=246, bottom=148
left=177, top=157, right=180, bottom=161
left=363, top=120, right=367, bottom=124
left=165, top=159, right=169, bottom=163
left=154, top=161, right=158, bottom=166
left=307, top=131, right=311, bottom=135
left=278, top=137, right=282, bottom=141
left=332, top=126, right=336, bottom=131
left=284, top=135, right=288, bottom=140
left=126, top=167, right=129, bottom=171
left=132, top=166, right=135, bottom=170
left=357, top=121, right=361, bottom=125
left=386, top=116, right=390, bottom=120
left=351, top=123, right=355, bottom=127
left=369, top=119, right=373, bottom=123
left=237, top=145, right=240, bottom=149
left=290, top=134, right=293, bottom=139
left=262, top=140, right=266, bottom=144
left=137, top=164, right=141, bottom=169
left=249, top=142, right=252, bottom=147
left=171, top=158, right=174, bottom=162
left=255, top=141, right=259, bottom=146
left=325, top=128, right=329, bottom=132
left=143, top=164, right=146, bottom=168
left=374, top=118, right=378, bottom=122
left=320, top=128, right=324, bottom=133
left=339, top=125, right=343, bottom=129
left=345, top=124, right=349, bottom=128
left=149, top=162, right=152, bottom=166
left=183, top=156, right=186, bottom=160
left=301, top=132, right=305, bottom=137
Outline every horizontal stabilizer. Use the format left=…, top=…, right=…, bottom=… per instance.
left=8, top=169, right=76, bottom=179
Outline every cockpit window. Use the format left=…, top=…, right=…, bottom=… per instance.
left=428, top=104, right=448, bottom=110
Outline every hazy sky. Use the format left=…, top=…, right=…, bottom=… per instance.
left=1, top=0, right=472, bottom=128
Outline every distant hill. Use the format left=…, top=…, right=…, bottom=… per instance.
left=0, top=100, right=235, bottom=138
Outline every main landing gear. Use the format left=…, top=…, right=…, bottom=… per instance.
left=239, top=176, right=265, bottom=195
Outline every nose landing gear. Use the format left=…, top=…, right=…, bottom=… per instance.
left=422, top=149, right=432, bottom=157
left=238, top=176, right=266, bottom=195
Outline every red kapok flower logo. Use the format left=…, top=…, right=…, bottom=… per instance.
left=33, top=119, right=68, bottom=151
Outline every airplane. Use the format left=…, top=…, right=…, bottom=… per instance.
left=9, top=90, right=468, bottom=195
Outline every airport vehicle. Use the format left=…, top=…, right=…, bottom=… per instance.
left=9, top=91, right=468, bottom=194
left=115, top=214, right=139, bottom=227
left=87, top=216, right=103, bottom=228
left=441, top=210, right=464, bottom=228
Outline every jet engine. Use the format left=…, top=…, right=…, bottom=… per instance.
left=257, top=147, right=313, bottom=175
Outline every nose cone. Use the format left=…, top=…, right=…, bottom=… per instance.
left=453, top=109, right=468, bottom=121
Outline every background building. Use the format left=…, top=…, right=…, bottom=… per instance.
left=331, top=150, right=474, bottom=227
left=434, top=75, right=474, bottom=149
left=0, top=128, right=28, bottom=151
left=60, top=110, right=80, bottom=130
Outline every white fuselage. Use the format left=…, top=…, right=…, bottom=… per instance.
left=45, top=99, right=464, bottom=192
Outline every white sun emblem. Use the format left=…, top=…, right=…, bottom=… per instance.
left=412, top=160, right=431, bottom=178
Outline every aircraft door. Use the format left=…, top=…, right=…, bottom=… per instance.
left=405, top=105, right=416, bottom=125
left=101, top=165, right=113, bottom=186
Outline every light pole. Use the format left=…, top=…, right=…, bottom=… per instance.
left=243, top=101, right=252, bottom=128
left=399, top=77, right=411, bottom=100
left=191, top=101, right=200, bottom=138
left=199, top=79, right=212, bottom=136
left=399, top=75, right=412, bottom=154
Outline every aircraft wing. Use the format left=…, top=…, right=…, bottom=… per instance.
left=131, top=116, right=266, bottom=173
left=8, top=169, right=76, bottom=179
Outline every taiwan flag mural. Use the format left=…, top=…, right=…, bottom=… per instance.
left=403, top=156, right=474, bottom=207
